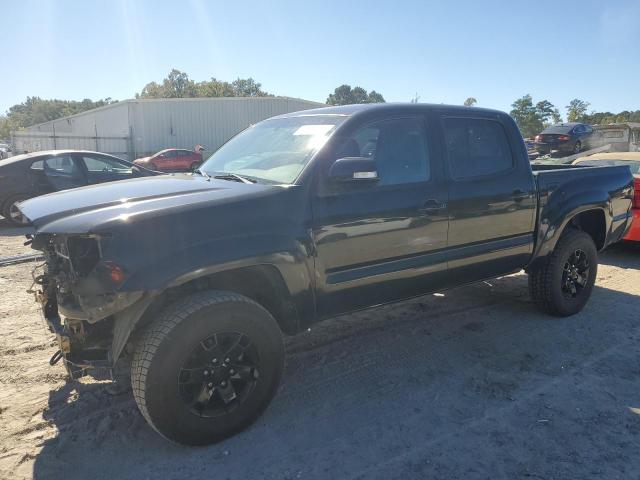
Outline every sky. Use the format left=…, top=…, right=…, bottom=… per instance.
left=2, top=0, right=639, bottom=117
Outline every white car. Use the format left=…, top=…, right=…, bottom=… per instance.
left=0, top=144, right=11, bottom=159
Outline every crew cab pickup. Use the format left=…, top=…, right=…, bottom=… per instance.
left=19, top=104, right=634, bottom=445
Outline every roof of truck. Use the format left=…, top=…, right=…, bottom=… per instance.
left=273, top=103, right=506, bottom=119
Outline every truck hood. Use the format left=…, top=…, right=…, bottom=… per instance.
left=19, top=174, right=280, bottom=233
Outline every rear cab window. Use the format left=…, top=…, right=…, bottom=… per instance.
left=442, top=117, right=513, bottom=180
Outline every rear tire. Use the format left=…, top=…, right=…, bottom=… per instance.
left=573, top=141, right=582, bottom=154
left=131, top=291, right=284, bottom=445
left=528, top=229, right=598, bottom=316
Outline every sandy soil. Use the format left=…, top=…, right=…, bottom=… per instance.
left=0, top=220, right=34, bottom=257
left=1, top=227, right=639, bottom=480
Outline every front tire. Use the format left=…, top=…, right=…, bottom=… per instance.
left=2, top=194, right=31, bottom=226
left=528, top=229, right=598, bottom=316
left=131, top=291, right=284, bottom=445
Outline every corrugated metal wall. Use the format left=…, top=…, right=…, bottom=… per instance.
left=17, top=97, right=323, bottom=160
left=25, top=102, right=130, bottom=136
left=129, top=97, right=323, bottom=157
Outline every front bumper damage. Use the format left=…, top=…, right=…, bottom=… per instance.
left=29, top=233, right=150, bottom=380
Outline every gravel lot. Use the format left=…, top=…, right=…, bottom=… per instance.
left=1, top=220, right=639, bottom=480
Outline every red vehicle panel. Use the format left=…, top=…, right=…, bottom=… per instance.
left=134, top=149, right=202, bottom=172
left=623, top=177, right=640, bottom=241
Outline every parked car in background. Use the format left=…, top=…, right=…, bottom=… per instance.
left=133, top=148, right=202, bottom=172
left=573, top=152, right=640, bottom=241
left=0, top=143, right=12, bottom=159
left=0, top=150, right=157, bottom=226
left=535, top=123, right=594, bottom=156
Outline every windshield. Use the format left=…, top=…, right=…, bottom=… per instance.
left=200, top=115, right=346, bottom=183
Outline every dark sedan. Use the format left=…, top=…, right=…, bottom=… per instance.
left=0, top=150, right=157, bottom=226
left=535, top=123, right=594, bottom=156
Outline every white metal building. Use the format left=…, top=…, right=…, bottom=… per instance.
left=12, top=97, right=324, bottom=160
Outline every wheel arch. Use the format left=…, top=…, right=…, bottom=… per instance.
left=527, top=205, right=608, bottom=271
left=112, top=263, right=303, bottom=364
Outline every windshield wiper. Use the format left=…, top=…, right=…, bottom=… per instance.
left=212, top=172, right=256, bottom=184
left=194, top=168, right=211, bottom=181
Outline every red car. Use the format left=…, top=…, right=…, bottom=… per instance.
left=573, top=152, right=640, bottom=241
left=133, top=148, right=202, bottom=172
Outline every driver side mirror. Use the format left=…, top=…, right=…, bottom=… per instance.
left=328, top=157, right=378, bottom=183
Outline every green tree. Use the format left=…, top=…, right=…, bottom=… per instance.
left=0, top=116, right=10, bottom=140
left=194, top=78, right=234, bottom=97
left=510, top=95, right=543, bottom=138
left=535, top=100, right=555, bottom=124
left=230, top=77, right=271, bottom=97
left=326, top=85, right=385, bottom=105
left=368, top=91, right=385, bottom=103
left=463, top=97, right=477, bottom=107
left=510, top=95, right=564, bottom=137
left=137, top=70, right=272, bottom=99
left=2, top=96, right=117, bottom=133
left=566, top=99, right=590, bottom=123
left=138, top=69, right=197, bottom=98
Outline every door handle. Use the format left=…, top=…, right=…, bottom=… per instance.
left=419, top=199, right=447, bottom=213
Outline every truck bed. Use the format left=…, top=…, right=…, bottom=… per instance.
left=531, top=163, right=634, bottom=257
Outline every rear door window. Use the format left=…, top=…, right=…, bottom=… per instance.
left=81, top=155, right=132, bottom=173
left=442, top=118, right=513, bottom=180
left=44, top=155, right=83, bottom=177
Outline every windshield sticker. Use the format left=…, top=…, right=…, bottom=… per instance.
left=293, top=124, right=335, bottom=136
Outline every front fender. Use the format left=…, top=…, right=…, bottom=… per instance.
left=109, top=234, right=315, bottom=363
left=122, top=233, right=313, bottom=295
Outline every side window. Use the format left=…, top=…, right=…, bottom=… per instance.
left=584, top=125, right=593, bottom=133
left=574, top=125, right=584, bottom=134
left=30, top=160, right=44, bottom=170
left=43, top=156, right=82, bottom=177
left=82, top=155, right=132, bottom=173
left=335, top=117, right=430, bottom=186
left=443, top=118, right=513, bottom=180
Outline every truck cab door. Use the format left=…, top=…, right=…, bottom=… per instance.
left=439, top=113, right=536, bottom=281
left=311, top=115, right=449, bottom=318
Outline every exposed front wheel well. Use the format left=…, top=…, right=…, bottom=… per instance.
left=567, top=209, right=606, bottom=250
left=134, top=265, right=299, bottom=339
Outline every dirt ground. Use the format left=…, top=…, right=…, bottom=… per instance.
left=1, top=220, right=639, bottom=480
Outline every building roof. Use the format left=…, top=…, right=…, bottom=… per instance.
left=22, top=96, right=324, bottom=131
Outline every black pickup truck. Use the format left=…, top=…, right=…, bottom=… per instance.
left=19, top=104, right=634, bottom=445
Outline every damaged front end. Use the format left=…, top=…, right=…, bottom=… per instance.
left=29, top=233, right=147, bottom=380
